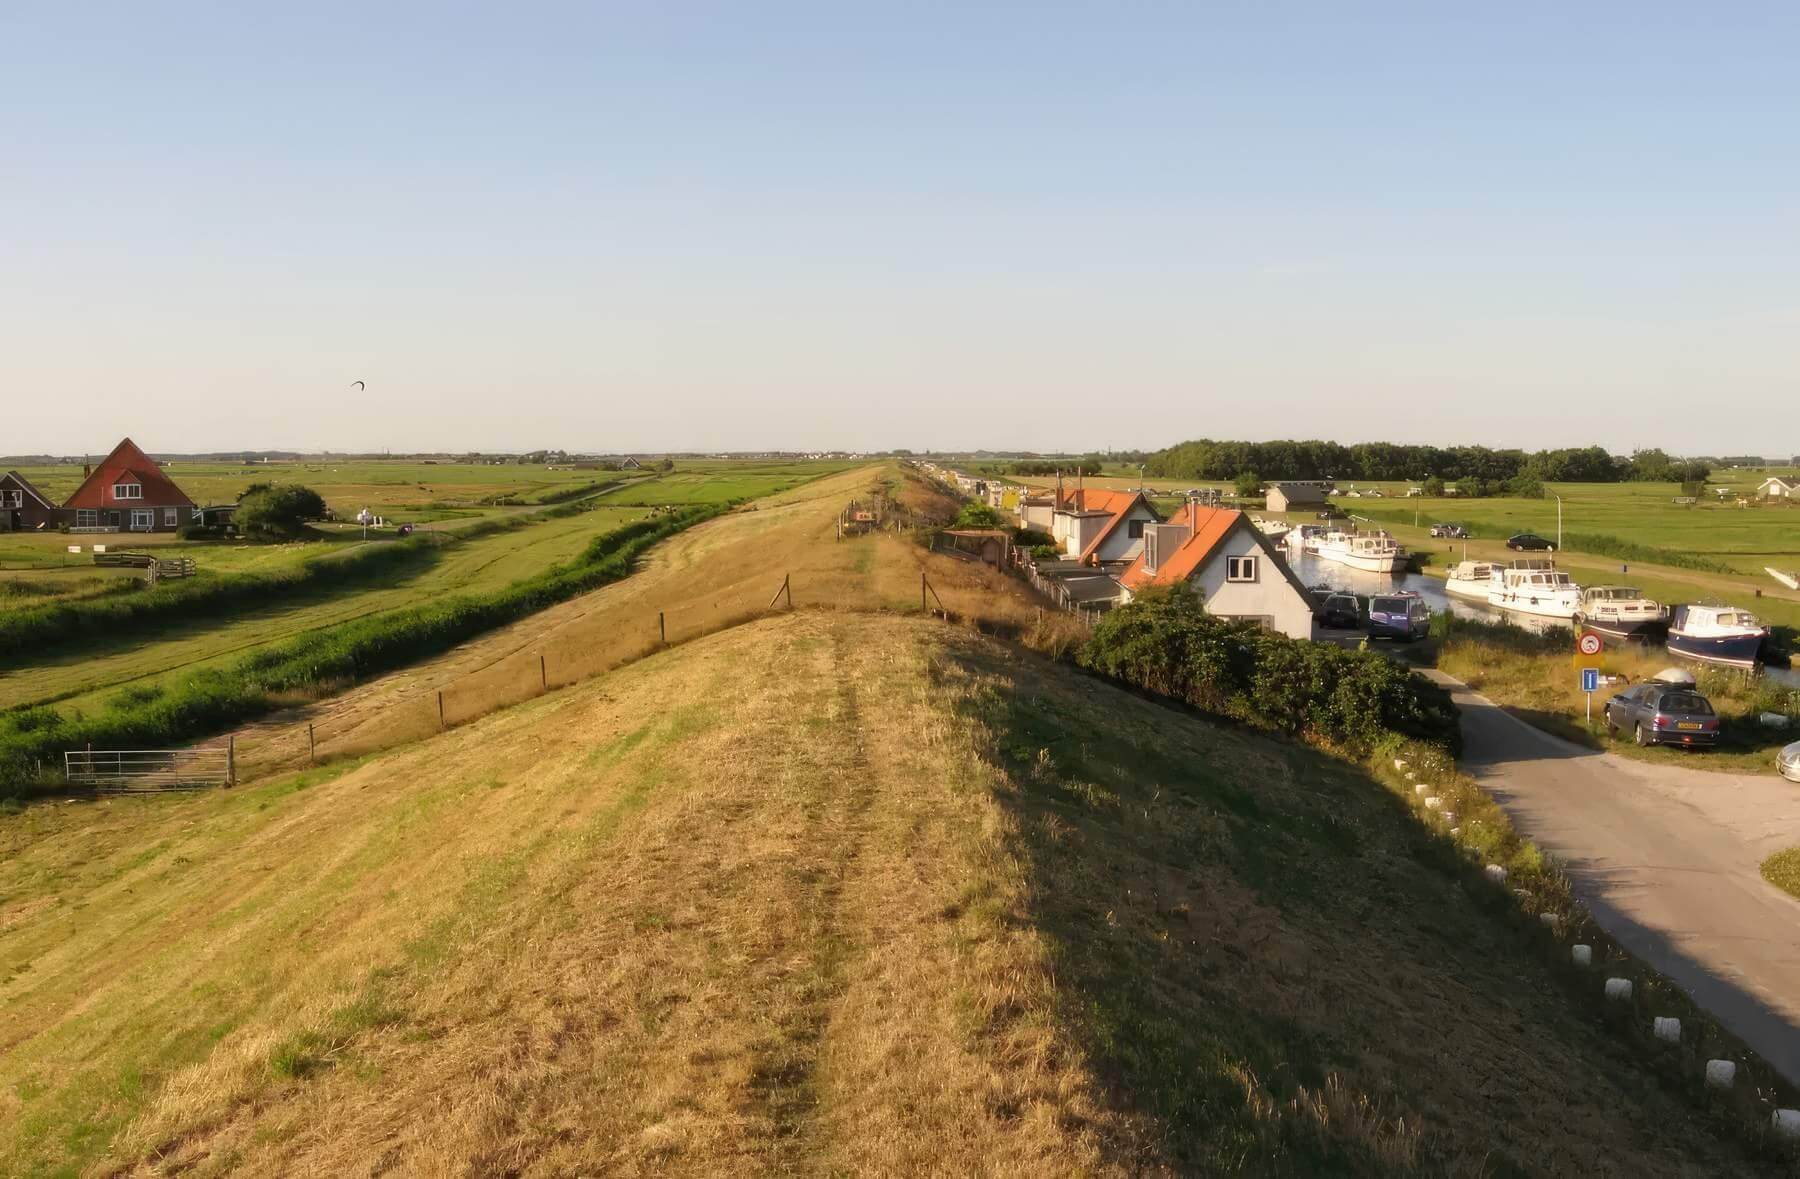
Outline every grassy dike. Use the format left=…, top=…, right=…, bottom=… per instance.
left=0, top=504, right=729, bottom=795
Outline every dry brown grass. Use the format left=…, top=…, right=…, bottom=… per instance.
left=0, top=613, right=1781, bottom=1175
left=0, top=615, right=1128, bottom=1175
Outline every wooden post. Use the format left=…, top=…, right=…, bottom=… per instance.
left=438, top=691, right=445, bottom=728
left=226, top=735, right=236, bottom=787
left=784, top=574, right=793, bottom=610
left=659, top=611, right=666, bottom=643
left=308, top=723, right=316, bottom=765
left=921, top=572, right=928, bottom=613
left=540, top=654, right=548, bottom=690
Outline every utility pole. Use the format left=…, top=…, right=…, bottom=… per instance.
left=1554, top=494, right=1564, bottom=551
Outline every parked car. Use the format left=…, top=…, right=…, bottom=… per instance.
left=1604, top=684, right=1720, bottom=748
left=1367, top=592, right=1431, bottom=641
left=1507, top=532, right=1556, bottom=551
left=1429, top=523, right=1469, bottom=539
left=1315, top=591, right=1362, bottom=630
left=1780, top=740, right=1800, bottom=783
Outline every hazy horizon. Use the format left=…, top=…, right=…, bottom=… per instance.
left=6, top=4, right=1796, bottom=456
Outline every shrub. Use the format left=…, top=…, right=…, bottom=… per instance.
left=236, top=485, right=328, bottom=538
left=1078, top=585, right=1460, bottom=755
left=1013, top=527, right=1055, bottom=548
left=952, top=502, right=1004, bottom=529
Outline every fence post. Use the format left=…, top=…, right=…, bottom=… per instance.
left=540, top=654, right=548, bottom=690
left=226, top=735, right=236, bottom=787
left=921, top=572, right=927, bottom=613
left=659, top=611, right=666, bottom=644
left=784, top=574, right=793, bottom=610
left=438, top=691, right=445, bottom=729
left=308, top=723, right=316, bottom=765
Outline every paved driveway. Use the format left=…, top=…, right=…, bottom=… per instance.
left=1424, top=671, right=1800, bottom=1083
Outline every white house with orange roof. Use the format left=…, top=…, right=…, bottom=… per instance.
left=1050, top=482, right=1162, bottom=565
left=1117, top=502, right=1317, bottom=640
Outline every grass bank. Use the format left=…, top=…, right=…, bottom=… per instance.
left=0, top=613, right=1786, bottom=1173
left=0, top=505, right=726, bottom=794
left=1432, top=615, right=1798, bottom=772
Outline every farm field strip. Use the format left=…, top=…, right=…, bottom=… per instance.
left=4, top=506, right=652, bottom=713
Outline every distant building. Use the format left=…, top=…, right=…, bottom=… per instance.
left=1757, top=476, right=1796, bottom=500
left=0, top=471, right=64, bottom=532
left=62, top=438, right=196, bottom=533
left=1118, top=504, right=1317, bottom=640
left=1264, top=481, right=1331, bottom=512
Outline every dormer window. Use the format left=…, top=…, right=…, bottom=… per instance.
left=113, top=482, right=142, bottom=501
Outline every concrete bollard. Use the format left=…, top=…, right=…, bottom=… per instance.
left=1424, top=796, right=1443, bottom=810
left=1773, top=1109, right=1800, bottom=1138
left=1605, top=977, right=1633, bottom=1001
left=1394, top=759, right=1409, bottom=771
left=1485, top=864, right=1508, bottom=884
left=1414, top=782, right=1431, bottom=795
left=1705, top=1060, right=1737, bottom=1089
left=1540, top=912, right=1561, bottom=928
left=1571, top=944, right=1592, bottom=967
left=1653, top=1017, right=1681, bottom=1043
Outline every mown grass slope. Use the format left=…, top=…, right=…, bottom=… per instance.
left=0, top=613, right=1768, bottom=1175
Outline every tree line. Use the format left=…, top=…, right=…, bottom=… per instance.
left=1145, top=440, right=1709, bottom=485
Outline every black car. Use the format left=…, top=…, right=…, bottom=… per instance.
left=1604, top=684, right=1720, bottom=748
left=1506, top=532, right=1555, bottom=551
left=1314, top=591, right=1361, bottom=630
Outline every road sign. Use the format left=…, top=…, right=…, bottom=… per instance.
left=1577, top=631, right=1603, bottom=656
left=1581, top=667, right=1600, bottom=693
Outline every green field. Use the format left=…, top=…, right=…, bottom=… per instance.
left=1, top=506, right=652, bottom=715
left=0, top=460, right=851, bottom=720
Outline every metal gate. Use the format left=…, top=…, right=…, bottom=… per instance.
left=63, top=741, right=235, bottom=791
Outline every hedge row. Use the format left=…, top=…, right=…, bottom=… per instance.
left=0, top=504, right=728, bottom=793
left=1077, top=585, right=1461, bottom=756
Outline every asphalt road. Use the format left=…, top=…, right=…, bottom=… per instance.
left=1424, top=671, right=1800, bottom=1084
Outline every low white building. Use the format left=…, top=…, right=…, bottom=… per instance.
left=1757, top=476, right=1795, bottom=500
left=1117, top=504, right=1317, bottom=640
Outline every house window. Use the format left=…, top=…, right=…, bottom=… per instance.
left=113, top=482, right=142, bottom=501
left=1127, top=518, right=1146, bottom=540
left=1226, top=556, right=1259, bottom=582
left=163, top=507, right=178, bottom=527
left=5, top=490, right=19, bottom=508
left=75, top=509, right=97, bottom=527
left=130, top=509, right=155, bottom=531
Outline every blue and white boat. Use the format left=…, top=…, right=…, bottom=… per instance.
left=1666, top=603, right=1768, bottom=670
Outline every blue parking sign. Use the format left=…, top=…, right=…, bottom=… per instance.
left=1581, top=667, right=1600, bottom=693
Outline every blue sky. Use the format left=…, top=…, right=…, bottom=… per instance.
left=3, top=2, right=1795, bottom=455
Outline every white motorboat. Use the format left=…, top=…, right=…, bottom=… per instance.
left=1444, top=559, right=1499, bottom=603
left=1315, top=529, right=1406, bottom=574
left=1335, top=531, right=1408, bottom=574
left=1284, top=524, right=1325, bottom=558
left=1487, top=560, right=1581, bottom=621
left=1667, top=603, right=1769, bottom=669
left=1768, top=567, right=1799, bottom=591
left=1573, top=586, right=1669, bottom=642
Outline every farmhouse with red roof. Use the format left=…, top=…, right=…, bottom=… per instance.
left=62, top=439, right=196, bottom=533
left=1118, top=502, right=1317, bottom=639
